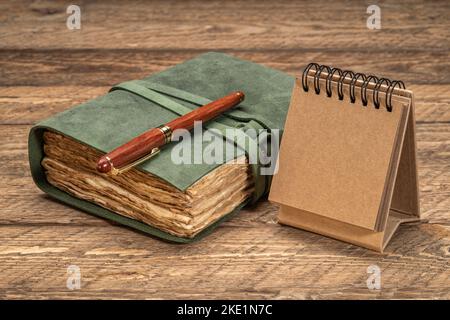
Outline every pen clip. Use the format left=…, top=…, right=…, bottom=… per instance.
left=110, top=147, right=161, bottom=175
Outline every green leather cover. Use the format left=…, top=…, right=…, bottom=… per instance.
left=28, top=52, right=294, bottom=242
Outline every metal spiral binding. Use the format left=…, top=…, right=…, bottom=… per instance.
left=301, top=63, right=406, bottom=112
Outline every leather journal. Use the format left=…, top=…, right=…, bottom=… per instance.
left=28, top=52, right=295, bottom=242
left=269, top=63, right=420, bottom=252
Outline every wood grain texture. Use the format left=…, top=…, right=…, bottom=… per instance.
left=1, top=49, right=450, bottom=86
left=0, top=222, right=448, bottom=299
left=1, top=0, right=449, bottom=50
left=0, top=0, right=449, bottom=299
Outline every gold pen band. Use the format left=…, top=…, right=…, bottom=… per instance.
left=105, top=125, right=171, bottom=176
left=104, top=156, right=118, bottom=175
left=107, top=148, right=161, bottom=176
left=157, top=125, right=172, bottom=144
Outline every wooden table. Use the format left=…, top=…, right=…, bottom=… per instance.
left=0, top=0, right=448, bottom=299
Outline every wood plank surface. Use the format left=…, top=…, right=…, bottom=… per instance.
left=1, top=0, right=449, bottom=50
left=0, top=222, right=448, bottom=299
left=0, top=0, right=448, bottom=299
left=2, top=49, right=450, bottom=86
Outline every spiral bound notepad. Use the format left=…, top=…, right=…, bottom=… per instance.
left=269, top=63, right=420, bottom=251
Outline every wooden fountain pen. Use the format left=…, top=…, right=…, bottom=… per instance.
left=96, top=91, right=245, bottom=175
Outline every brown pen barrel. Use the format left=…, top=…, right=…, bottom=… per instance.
left=96, top=91, right=245, bottom=173
left=166, top=91, right=244, bottom=132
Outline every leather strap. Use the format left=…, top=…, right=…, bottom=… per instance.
left=110, top=81, right=267, bottom=202
left=141, top=81, right=277, bottom=130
